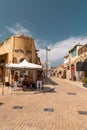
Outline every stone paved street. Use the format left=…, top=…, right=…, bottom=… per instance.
left=0, top=77, right=87, bottom=130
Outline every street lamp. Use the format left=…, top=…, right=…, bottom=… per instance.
left=46, top=47, right=51, bottom=80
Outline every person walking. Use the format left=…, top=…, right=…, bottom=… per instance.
left=36, top=71, right=43, bottom=90
left=13, top=72, right=19, bottom=90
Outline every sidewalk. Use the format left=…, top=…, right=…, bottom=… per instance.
left=0, top=77, right=87, bottom=130
left=63, top=79, right=83, bottom=88
left=54, top=77, right=87, bottom=89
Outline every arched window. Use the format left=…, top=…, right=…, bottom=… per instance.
left=12, top=57, right=18, bottom=63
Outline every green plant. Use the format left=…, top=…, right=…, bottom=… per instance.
left=82, top=77, right=87, bottom=83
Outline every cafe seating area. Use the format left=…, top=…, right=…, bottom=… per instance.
left=17, top=77, right=37, bottom=91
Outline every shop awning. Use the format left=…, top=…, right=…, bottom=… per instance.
left=76, top=60, right=87, bottom=71
left=76, top=62, right=83, bottom=71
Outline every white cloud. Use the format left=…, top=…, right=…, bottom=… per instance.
left=34, top=38, right=52, bottom=49
left=5, top=23, right=87, bottom=66
left=5, top=23, right=32, bottom=37
left=36, top=36, right=87, bottom=66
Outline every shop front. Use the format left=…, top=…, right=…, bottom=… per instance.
left=70, top=64, right=76, bottom=81
left=76, top=59, right=87, bottom=83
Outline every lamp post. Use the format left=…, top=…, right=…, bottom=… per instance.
left=46, top=47, right=51, bottom=80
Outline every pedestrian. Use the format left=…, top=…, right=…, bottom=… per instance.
left=22, top=75, right=29, bottom=90
left=18, top=74, right=23, bottom=87
left=13, top=72, right=19, bottom=90
left=36, top=71, right=43, bottom=90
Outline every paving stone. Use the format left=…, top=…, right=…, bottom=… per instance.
left=0, top=77, right=87, bottom=130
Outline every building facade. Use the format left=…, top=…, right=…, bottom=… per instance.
left=0, top=35, right=41, bottom=85
left=68, top=44, right=82, bottom=80
left=63, top=44, right=87, bottom=82
left=76, top=44, right=87, bottom=82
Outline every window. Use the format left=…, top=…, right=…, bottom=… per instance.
left=71, top=49, right=76, bottom=57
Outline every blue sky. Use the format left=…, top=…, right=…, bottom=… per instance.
left=0, top=0, right=87, bottom=66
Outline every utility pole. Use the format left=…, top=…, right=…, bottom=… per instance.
left=46, top=47, right=51, bottom=80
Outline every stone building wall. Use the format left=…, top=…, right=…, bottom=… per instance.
left=0, top=35, right=41, bottom=84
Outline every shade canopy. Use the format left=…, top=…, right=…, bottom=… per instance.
left=76, top=60, right=87, bottom=71
left=76, top=62, right=83, bottom=71
left=5, top=59, right=42, bottom=70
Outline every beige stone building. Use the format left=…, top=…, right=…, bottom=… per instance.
left=0, top=35, right=41, bottom=85
left=53, top=64, right=65, bottom=78
left=67, top=44, right=82, bottom=80
left=63, top=44, right=83, bottom=80
left=76, top=44, right=87, bottom=82
left=55, top=43, right=87, bottom=83
left=64, top=44, right=87, bottom=82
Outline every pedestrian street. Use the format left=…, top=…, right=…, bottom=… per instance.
left=0, top=77, right=87, bottom=130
